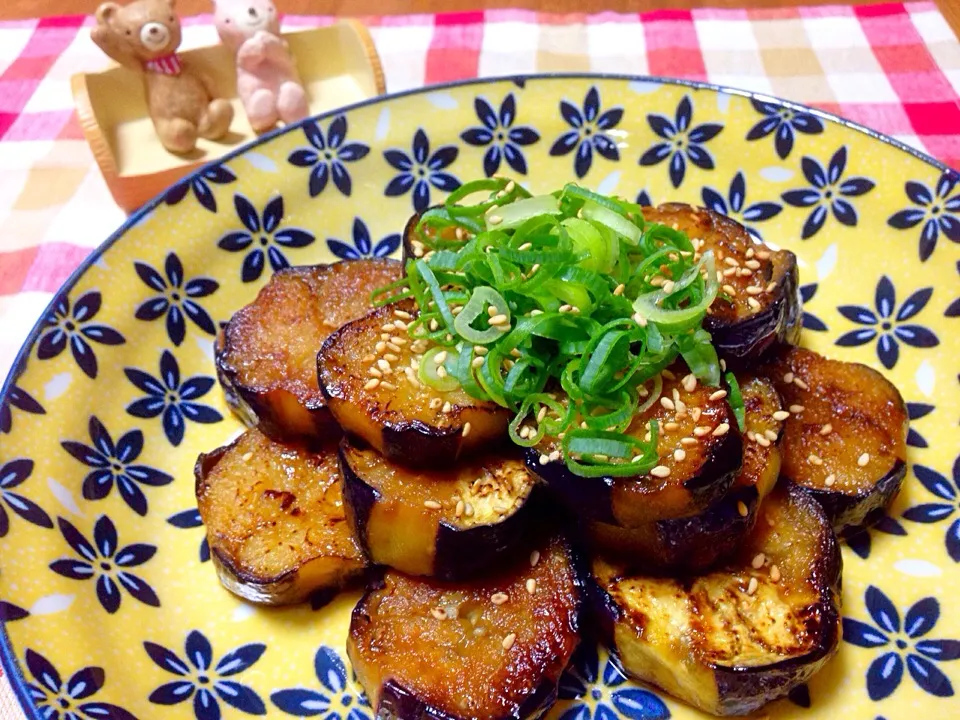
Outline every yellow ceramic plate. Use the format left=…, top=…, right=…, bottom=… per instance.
left=1, top=76, right=958, bottom=720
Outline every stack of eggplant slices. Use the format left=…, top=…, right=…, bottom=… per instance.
left=199, top=178, right=908, bottom=718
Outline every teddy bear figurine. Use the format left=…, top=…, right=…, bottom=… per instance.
left=92, top=0, right=234, bottom=155
left=212, top=0, right=309, bottom=134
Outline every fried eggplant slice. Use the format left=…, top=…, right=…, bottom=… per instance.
left=216, top=259, right=402, bottom=439
left=528, top=367, right=743, bottom=526
left=348, top=536, right=581, bottom=720
left=317, top=301, right=511, bottom=466
left=339, top=442, right=539, bottom=579
left=642, top=204, right=801, bottom=368
left=759, top=346, right=908, bottom=532
left=587, top=374, right=783, bottom=572
left=195, top=428, right=367, bottom=605
left=589, top=483, right=842, bottom=716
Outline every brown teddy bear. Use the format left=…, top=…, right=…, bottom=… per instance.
left=92, top=0, right=234, bottom=154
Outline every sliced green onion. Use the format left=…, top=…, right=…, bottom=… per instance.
left=561, top=422, right=659, bottom=477
left=725, top=371, right=746, bottom=431
left=419, top=346, right=459, bottom=391
left=580, top=200, right=641, bottom=245
left=486, top=194, right=560, bottom=230
left=454, top=286, right=511, bottom=344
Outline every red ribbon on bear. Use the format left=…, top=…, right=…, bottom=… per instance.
left=144, top=53, right=183, bottom=76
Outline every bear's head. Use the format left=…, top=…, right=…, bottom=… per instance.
left=212, top=0, right=281, bottom=50
left=92, top=0, right=183, bottom=67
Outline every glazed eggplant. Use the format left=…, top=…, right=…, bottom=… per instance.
left=759, top=346, right=909, bottom=532
left=529, top=367, right=743, bottom=527
left=339, top=441, right=539, bottom=579
left=317, top=300, right=511, bottom=466
left=216, top=259, right=402, bottom=439
left=348, top=535, right=581, bottom=720
left=587, top=374, right=783, bottom=573
left=195, top=428, right=367, bottom=605
left=642, top=204, right=801, bottom=368
left=590, top=483, right=842, bottom=716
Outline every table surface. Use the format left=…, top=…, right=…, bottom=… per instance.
left=3, top=0, right=960, bottom=37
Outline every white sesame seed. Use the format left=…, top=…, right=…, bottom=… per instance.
left=650, top=465, right=671, bottom=478
left=381, top=381, right=397, bottom=390
left=691, top=407, right=702, bottom=422
left=772, top=410, right=790, bottom=421
left=362, top=354, right=376, bottom=363
left=722, top=284, right=737, bottom=296
left=746, top=247, right=755, bottom=259
left=369, top=368, right=383, bottom=378
left=724, top=257, right=740, bottom=267
left=747, top=577, right=759, bottom=595
left=713, top=423, right=730, bottom=437
left=377, top=359, right=391, bottom=372
left=782, top=372, right=794, bottom=384
left=387, top=342, right=402, bottom=353
left=502, top=633, right=516, bottom=650
left=487, top=305, right=500, bottom=317
left=429, top=398, right=442, bottom=409
left=694, top=426, right=712, bottom=437
left=755, top=434, right=771, bottom=448
left=746, top=286, right=763, bottom=296
left=738, top=501, right=749, bottom=517
left=858, top=452, right=870, bottom=467
left=530, top=550, right=541, bottom=567
left=825, top=474, right=836, bottom=487
left=709, top=389, right=728, bottom=401
left=364, top=378, right=381, bottom=390
left=424, top=500, right=442, bottom=510
left=471, top=356, right=485, bottom=369
left=766, top=281, right=777, bottom=293
left=539, top=454, right=550, bottom=466
left=375, top=341, right=387, bottom=353
left=793, top=377, right=810, bottom=390
left=242, top=452, right=253, bottom=462
left=752, top=553, right=766, bottom=569
left=723, top=267, right=738, bottom=278
left=384, top=354, right=400, bottom=363
left=663, top=280, right=676, bottom=294
left=674, top=448, right=686, bottom=461
left=429, top=319, right=439, bottom=331
left=614, top=283, right=625, bottom=296
left=464, top=502, right=474, bottom=517
left=747, top=297, right=762, bottom=310
left=745, top=259, right=762, bottom=270
left=474, top=345, right=489, bottom=356
left=431, top=607, right=446, bottom=620
left=462, top=422, right=472, bottom=438
left=381, top=323, right=396, bottom=333
left=789, top=404, right=805, bottom=415
left=489, top=314, right=509, bottom=326
left=489, top=215, right=503, bottom=225
left=664, top=421, right=680, bottom=431
left=680, top=437, right=697, bottom=446
left=764, top=429, right=778, bottom=442
left=526, top=578, right=537, bottom=594
left=808, top=454, right=823, bottom=466
left=770, top=565, right=781, bottom=583
left=434, top=351, right=448, bottom=365
left=491, top=592, right=509, bottom=605
left=720, top=359, right=727, bottom=371
left=633, top=312, right=648, bottom=327
left=682, top=374, right=697, bottom=392
left=820, top=423, right=833, bottom=436
left=505, top=181, right=516, bottom=193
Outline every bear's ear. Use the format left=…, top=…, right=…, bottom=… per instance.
left=94, top=2, right=120, bottom=26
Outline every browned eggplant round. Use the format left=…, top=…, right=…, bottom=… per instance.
left=588, top=482, right=842, bottom=716
left=759, top=346, right=909, bottom=532
left=642, top=204, right=801, bottom=368
left=216, top=259, right=402, bottom=440
left=317, top=300, right=511, bottom=467
left=195, top=428, right=368, bottom=605
left=347, top=535, right=581, bottom=720
left=587, top=374, right=783, bottom=573
left=339, top=441, right=539, bottom=579
left=528, top=367, right=742, bottom=527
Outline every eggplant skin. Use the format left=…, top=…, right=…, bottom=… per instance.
left=195, top=429, right=368, bottom=606
left=348, top=536, right=582, bottom=720
left=759, top=347, right=909, bottom=533
left=338, top=441, right=540, bottom=580
left=642, top=204, right=802, bottom=369
left=589, top=484, right=842, bottom=716
left=216, top=260, right=402, bottom=440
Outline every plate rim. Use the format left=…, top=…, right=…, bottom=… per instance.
left=0, top=71, right=955, bottom=718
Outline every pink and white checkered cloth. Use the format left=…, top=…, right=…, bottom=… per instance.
left=0, top=4, right=958, bottom=711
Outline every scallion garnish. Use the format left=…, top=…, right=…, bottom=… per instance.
left=379, top=177, right=725, bottom=477
left=725, top=372, right=746, bottom=431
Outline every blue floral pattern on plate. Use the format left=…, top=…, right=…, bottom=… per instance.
left=134, top=253, right=219, bottom=347
left=906, top=402, right=935, bottom=449
left=700, top=170, right=781, bottom=241
left=558, top=644, right=670, bottom=720
left=271, top=646, right=371, bottom=719
left=550, top=86, right=623, bottom=179
left=902, top=455, right=960, bottom=562
left=745, top=98, right=824, bottom=159
left=639, top=95, right=722, bottom=188
left=0, top=601, right=28, bottom=623
left=164, top=164, right=237, bottom=214
left=327, top=218, right=401, bottom=261
left=842, top=515, right=907, bottom=560
left=781, top=147, right=875, bottom=239
left=61, top=416, right=172, bottom=516
left=146, top=630, right=267, bottom=719
left=23, top=648, right=136, bottom=720
left=124, top=350, right=222, bottom=447
left=218, top=194, right=316, bottom=282
left=836, top=275, right=938, bottom=369
left=288, top=116, right=370, bottom=198
left=167, top=508, right=210, bottom=563
left=0, top=458, right=52, bottom=537
left=800, top=283, right=828, bottom=332
left=0, top=382, right=44, bottom=434
left=384, top=129, right=460, bottom=212
left=36, top=292, right=125, bottom=379
left=887, top=172, right=960, bottom=262
left=461, top=93, right=540, bottom=176
left=843, top=586, right=960, bottom=700
left=50, top=515, right=159, bottom=614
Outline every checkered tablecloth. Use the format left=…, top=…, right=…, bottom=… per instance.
left=0, top=2, right=958, bottom=714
